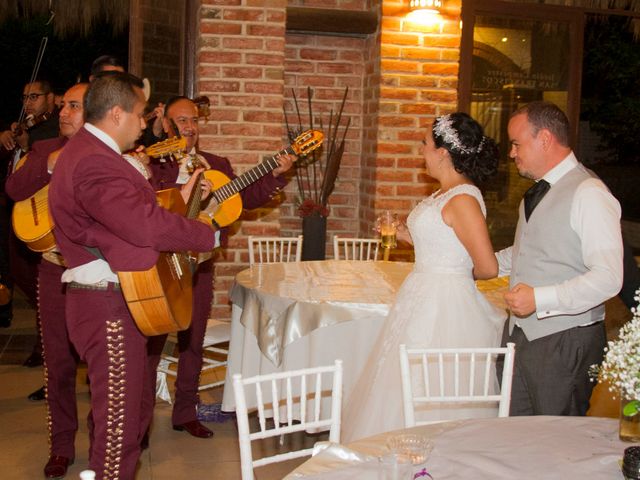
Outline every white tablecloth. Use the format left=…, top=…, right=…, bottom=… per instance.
left=221, top=260, right=509, bottom=412
left=285, top=416, right=626, bottom=479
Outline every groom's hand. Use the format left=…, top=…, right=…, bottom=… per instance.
left=504, top=283, right=536, bottom=317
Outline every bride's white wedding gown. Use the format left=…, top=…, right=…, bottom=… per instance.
left=341, top=184, right=507, bottom=442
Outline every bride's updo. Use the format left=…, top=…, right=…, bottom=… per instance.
left=432, top=112, right=499, bottom=184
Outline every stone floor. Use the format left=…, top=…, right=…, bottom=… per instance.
left=0, top=289, right=632, bottom=479
left=0, top=289, right=310, bottom=479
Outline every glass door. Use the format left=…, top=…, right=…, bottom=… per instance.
left=458, top=0, right=583, bottom=248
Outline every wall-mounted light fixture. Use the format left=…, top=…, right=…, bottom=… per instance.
left=409, top=0, right=443, bottom=14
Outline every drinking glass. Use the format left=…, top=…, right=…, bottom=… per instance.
left=376, top=211, right=399, bottom=249
left=378, top=452, right=413, bottom=480
left=387, top=434, right=433, bottom=465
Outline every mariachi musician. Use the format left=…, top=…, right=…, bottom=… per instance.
left=48, top=72, right=218, bottom=480
left=5, top=82, right=86, bottom=480
left=145, top=96, right=294, bottom=439
left=0, top=79, right=59, bottom=352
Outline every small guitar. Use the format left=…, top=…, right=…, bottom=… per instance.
left=144, top=136, right=186, bottom=158
left=118, top=171, right=205, bottom=336
left=205, top=129, right=324, bottom=227
left=12, top=137, right=187, bottom=253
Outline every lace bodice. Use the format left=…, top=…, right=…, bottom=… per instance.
left=407, top=183, right=486, bottom=275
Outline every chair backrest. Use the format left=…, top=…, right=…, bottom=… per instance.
left=248, top=235, right=303, bottom=266
left=333, top=235, right=381, bottom=261
left=232, top=360, right=343, bottom=480
left=399, top=342, right=515, bottom=428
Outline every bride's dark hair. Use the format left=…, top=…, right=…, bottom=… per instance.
left=432, top=112, right=499, bottom=184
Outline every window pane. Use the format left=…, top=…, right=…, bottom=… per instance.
left=470, top=15, right=572, bottom=248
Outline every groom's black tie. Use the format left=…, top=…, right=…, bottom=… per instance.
left=524, top=179, right=550, bottom=221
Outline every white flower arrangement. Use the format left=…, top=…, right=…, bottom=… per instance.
left=591, top=288, right=640, bottom=416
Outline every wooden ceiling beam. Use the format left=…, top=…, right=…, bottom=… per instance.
left=286, top=7, right=378, bottom=36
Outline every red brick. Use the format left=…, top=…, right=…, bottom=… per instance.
left=221, top=95, right=262, bottom=107
left=220, top=124, right=262, bottom=136
left=418, top=90, right=457, bottom=104
left=284, top=61, right=315, bottom=73
left=378, top=142, right=413, bottom=154
left=401, top=46, right=442, bottom=61
left=422, top=35, right=460, bottom=49
left=401, top=103, right=438, bottom=114
left=381, top=59, right=419, bottom=73
left=381, top=32, right=421, bottom=46
left=248, top=24, right=285, bottom=37
left=200, top=22, right=242, bottom=34
left=245, top=53, right=284, bottom=66
left=222, top=66, right=264, bottom=78
left=420, top=63, right=459, bottom=76
left=245, top=82, right=284, bottom=94
left=223, top=9, right=264, bottom=21
left=375, top=169, right=415, bottom=182
left=200, top=80, right=241, bottom=92
left=300, top=48, right=338, bottom=61
left=316, top=63, right=358, bottom=75
left=243, top=110, right=284, bottom=123
left=378, top=116, right=416, bottom=127
left=380, top=87, right=417, bottom=100
left=200, top=51, right=242, bottom=64
left=222, top=37, right=264, bottom=50
left=242, top=139, right=283, bottom=151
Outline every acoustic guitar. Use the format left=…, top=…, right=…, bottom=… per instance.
left=118, top=129, right=324, bottom=336
left=11, top=136, right=187, bottom=253
left=205, top=129, right=324, bottom=227
left=11, top=150, right=59, bottom=252
left=118, top=184, right=203, bottom=336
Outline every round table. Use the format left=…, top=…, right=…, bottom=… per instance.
left=221, top=260, right=508, bottom=412
left=285, top=415, right=626, bottom=479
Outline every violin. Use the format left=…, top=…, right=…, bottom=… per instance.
left=12, top=111, right=53, bottom=137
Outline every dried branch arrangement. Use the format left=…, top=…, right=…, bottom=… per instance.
left=284, top=86, right=351, bottom=217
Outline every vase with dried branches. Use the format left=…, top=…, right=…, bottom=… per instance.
left=284, top=87, right=350, bottom=260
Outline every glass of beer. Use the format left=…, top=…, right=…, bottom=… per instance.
left=377, top=211, right=399, bottom=250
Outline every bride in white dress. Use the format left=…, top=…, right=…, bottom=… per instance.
left=342, top=113, right=508, bottom=442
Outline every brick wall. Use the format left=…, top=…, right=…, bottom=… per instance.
left=198, top=0, right=288, bottom=318
left=135, top=0, right=185, bottom=105
left=197, top=0, right=465, bottom=318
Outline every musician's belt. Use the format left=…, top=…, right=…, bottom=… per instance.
left=67, top=281, right=121, bottom=292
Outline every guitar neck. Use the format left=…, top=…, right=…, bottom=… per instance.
left=211, top=147, right=293, bottom=203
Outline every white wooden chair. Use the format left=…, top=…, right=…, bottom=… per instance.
left=333, top=235, right=381, bottom=261
left=232, top=360, right=343, bottom=480
left=399, top=343, right=515, bottom=428
left=248, top=235, right=303, bottom=266
left=157, top=319, right=231, bottom=399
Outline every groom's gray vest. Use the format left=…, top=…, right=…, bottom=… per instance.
left=509, top=163, right=605, bottom=341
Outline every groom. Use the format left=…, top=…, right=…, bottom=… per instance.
left=496, top=101, right=623, bottom=416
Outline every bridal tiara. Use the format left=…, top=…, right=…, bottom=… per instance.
left=433, top=115, right=485, bottom=155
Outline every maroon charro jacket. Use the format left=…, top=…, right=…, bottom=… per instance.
left=49, top=127, right=216, bottom=272
left=5, top=136, right=67, bottom=201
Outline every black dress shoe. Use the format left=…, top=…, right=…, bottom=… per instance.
left=28, top=386, right=46, bottom=401
left=172, top=420, right=213, bottom=438
left=23, top=351, right=43, bottom=368
left=44, top=455, right=73, bottom=479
